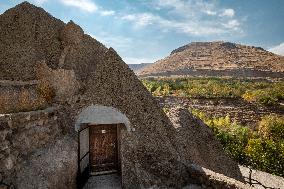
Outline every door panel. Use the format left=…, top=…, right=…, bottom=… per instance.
left=79, top=127, right=90, bottom=172
left=90, top=124, right=118, bottom=173
left=77, top=126, right=90, bottom=188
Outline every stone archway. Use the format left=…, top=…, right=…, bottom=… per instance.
left=75, top=105, right=130, bottom=188
left=75, top=105, right=131, bottom=132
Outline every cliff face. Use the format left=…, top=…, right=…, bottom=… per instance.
left=138, top=42, right=284, bottom=77
left=0, top=2, right=107, bottom=81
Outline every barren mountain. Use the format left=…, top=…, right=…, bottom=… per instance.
left=138, top=42, right=284, bottom=78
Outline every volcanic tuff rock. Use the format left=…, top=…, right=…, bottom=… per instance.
left=166, top=107, right=243, bottom=180
left=0, top=2, right=107, bottom=81
left=0, top=2, right=65, bottom=80
left=0, top=2, right=247, bottom=189
left=138, top=42, right=284, bottom=77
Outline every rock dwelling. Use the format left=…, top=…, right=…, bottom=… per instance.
left=0, top=2, right=251, bottom=189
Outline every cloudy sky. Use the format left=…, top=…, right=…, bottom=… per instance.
left=1, top=0, right=284, bottom=64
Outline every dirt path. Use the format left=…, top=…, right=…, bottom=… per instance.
left=83, top=174, right=121, bottom=189
left=239, top=165, right=284, bottom=189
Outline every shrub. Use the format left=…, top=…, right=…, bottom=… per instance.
left=190, top=108, right=284, bottom=176
left=246, top=139, right=284, bottom=176
left=163, top=107, right=170, bottom=114
left=242, top=90, right=278, bottom=105
left=18, top=89, right=31, bottom=111
left=258, top=115, right=284, bottom=141
left=37, top=80, right=55, bottom=103
left=152, top=86, right=162, bottom=96
left=162, top=83, right=170, bottom=96
left=0, top=94, right=11, bottom=113
left=18, top=88, right=47, bottom=112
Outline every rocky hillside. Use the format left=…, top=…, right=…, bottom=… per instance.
left=138, top=42, right=284, bottom=78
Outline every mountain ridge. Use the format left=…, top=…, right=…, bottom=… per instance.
left=138, top=41, right=284, bottom=78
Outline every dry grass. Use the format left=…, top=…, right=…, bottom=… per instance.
left=37, top=79, right=55, bottom=103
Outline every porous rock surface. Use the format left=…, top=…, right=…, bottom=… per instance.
left=0, top=2, right=65, bottom=80
left=182, top=164, right=252, bottom=189
left=0, top=80, right=48, bottom=113
left=35, top=61, right=79, bottom=101
left=166, top=106, right=243, bottom=181
left=0, top=108, right=60, bottom=187
left=60, top=21, right=84, bottom=46
left=0, top=2, right=247, bottom=189
left=15, top=136, right=77, bottom=189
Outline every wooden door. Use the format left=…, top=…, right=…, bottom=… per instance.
left=89, top=124, right=118, bottom=174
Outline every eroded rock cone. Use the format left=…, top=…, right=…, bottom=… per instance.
left=167, top=106, right=244, bottom=181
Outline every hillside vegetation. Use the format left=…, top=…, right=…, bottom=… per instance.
left=142, top=77, right=284, bottom=106
left=143, top=77, right=284, bottom=176
left=191, top=110, right=284, bottom=177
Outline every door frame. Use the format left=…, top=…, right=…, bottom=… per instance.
left=77, top=123, right=125, bottom=188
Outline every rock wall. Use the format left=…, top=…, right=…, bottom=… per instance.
left=15, top=136, right=77, bottom=189
left=0, top=108, right=60, bottom=185
left=0, top=80, right=48, bottom=114
left=35, top=61, right=79, bottom=101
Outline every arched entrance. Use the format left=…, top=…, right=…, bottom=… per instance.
left=75, top=105, right=130, bottom=188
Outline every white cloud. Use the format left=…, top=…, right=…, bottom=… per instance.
left=204, top=10, right=217, bottom=16
left=59, top=0, right=115, bottom=16
left=220, top=9, right=235, bottom=17
left=268, top=43, right=284, bottom=56
left=100, top=10, right=115, bottom=16
left=91, top=33, right=133, bottom=51
left=60, top=0, right=98, bottom=13
left=121, top=13, right=159, bottom=27
left=223, top=20, right=240, bottom=30
left=123, top=57, right=157, bottom=64
left=120, top=0, right=242, bottom=36
left=32, top=0, right=48, bottom=5
left=154, top=0, right=218, bottom=18
left=90, top=33, right=162, bottom=65
left=120, top=12, right=237, bottom=36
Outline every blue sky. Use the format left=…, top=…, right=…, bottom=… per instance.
left=1, top=0, right=284, bottom=64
